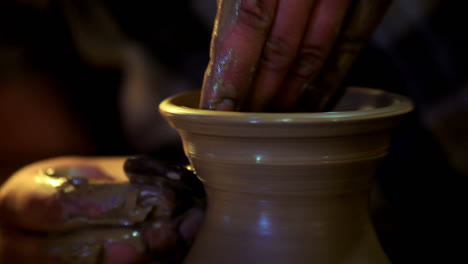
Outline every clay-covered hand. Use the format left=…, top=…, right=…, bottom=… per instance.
left=200, top=0, right=392, bottom=112
left=0, top=156, right=205, bottom=264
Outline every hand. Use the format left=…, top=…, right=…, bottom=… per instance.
left=0, top=156, right=205, bottom=264
left=200, top=0, right=392, bottom=112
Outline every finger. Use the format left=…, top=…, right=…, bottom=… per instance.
left=124, top=156, right=206, bottom=199
left=199, top=0, right=279, bottom=111
left=0, top=181, right=65, bottom=232
left=0, top=157, right=128, bottom=232
left=0, top=227, right=58, bottom=264
left=178, top=208, right=205, bottom=243
left=246, top=0, right=318, bottom=111
left=0, top=166, right=112, bottom=232
left=271, top=0, right=353, bottom=111
left=297, top=0, right=394, bottom=112
left=103, top=242, right=141, bottom=264
left=142, top=220, right=178, bottom=252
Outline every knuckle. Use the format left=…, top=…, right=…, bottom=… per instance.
left=260, top=36, right=295, bottom=71
left=292, top=44, right=327, bottom=79
left=237, top=1, right=272, bottom=34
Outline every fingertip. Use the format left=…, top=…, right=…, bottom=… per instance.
left=103, top=242, right=141, bottom=264
left=143, top=221, right=178, bottom=252
left=200, top=97, right=237, bottom=111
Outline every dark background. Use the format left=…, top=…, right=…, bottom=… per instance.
left=1, top=0, right=466, bottom=263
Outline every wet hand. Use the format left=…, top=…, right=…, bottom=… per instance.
left=0, top=156, right=205, bottom=264
left=200, top=0, right=392, bottom=112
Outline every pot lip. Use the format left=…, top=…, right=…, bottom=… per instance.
left=159, top=87, right=414, bottom=123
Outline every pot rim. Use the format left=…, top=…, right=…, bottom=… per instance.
left=159, top=87, right=414, bottom=124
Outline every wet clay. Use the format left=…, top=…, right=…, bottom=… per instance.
left=200, top=0, right=260, bottom=110
left=202, top=48, right=238, bottom=110
left=38, top=157, right=205, bottom=264
left=37, top=167, right=155, bottom=231
left=46, top=228, right=144, bottom=264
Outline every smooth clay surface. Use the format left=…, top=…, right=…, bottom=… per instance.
left=159, top=87, right=413, bottom=264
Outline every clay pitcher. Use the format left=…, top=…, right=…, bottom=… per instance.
left=159, top=87, right=413, bottom=264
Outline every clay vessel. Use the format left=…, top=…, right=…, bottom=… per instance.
left=159, top=87, right=413, bottom=264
